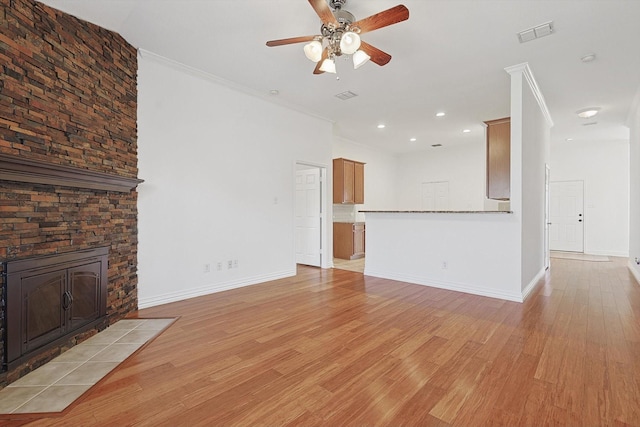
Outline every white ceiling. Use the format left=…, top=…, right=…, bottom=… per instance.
left=39, top=0, right=640, bottom=154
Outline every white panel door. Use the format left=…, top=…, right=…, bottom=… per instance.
left=435, top=181, right=449, bottom=211
left=422, top=181, right=449, bottom=211
left=550, top=180, right=584, bottom=252
left=295, top=168, right=321, bottom=266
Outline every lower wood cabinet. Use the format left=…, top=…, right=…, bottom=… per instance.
left=333, top=222, right=365, bottom=260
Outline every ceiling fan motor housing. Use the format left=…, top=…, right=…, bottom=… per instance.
left=330, top=0, right=348, bottom=10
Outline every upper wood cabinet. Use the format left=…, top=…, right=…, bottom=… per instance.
left=485, top=117, right=511, bottom=200
left=333, top=158, right=365, bottom=204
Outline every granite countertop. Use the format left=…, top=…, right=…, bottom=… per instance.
left=359, top=210, right=513, bottom=214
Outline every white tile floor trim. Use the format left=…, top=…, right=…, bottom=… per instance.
left=0, top=318, right=175, bottom=414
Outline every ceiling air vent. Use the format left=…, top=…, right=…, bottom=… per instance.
left=518, top=21, right=554, bottom=43
left=431, top=144, right=443, bottom=147
left=335, top=90, right=358, bottom=100
left=582, top=121, right=598, bottom=126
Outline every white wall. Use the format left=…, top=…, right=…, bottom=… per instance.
left=395, top=142, right=486, bottom=211
left=137, top=51, right=333, bottom=308
left=551, top=140, right=629, bottom=257
left=628, top=86, right=640, bottom=280
left=518, top=69, right=551, bottom=290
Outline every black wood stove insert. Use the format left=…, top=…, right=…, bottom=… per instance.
left=2, top=247, right=109, bottom=371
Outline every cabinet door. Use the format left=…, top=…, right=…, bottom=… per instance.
left=342, top=160, right=355, bottom=203
left=354, top=162, right=364, bottom=204
left=353, top=223, right=365, bottom=258
left=333, top=222, right=354, bottom=259
left=333, top=158, right=354, bottom=204
left=485, top=118, right=510, bottom=200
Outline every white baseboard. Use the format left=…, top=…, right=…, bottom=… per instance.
left=521, top=267, right=547, bottom=301
left=363, top=268, right=525, bottom=303
left=138, top=269, right=296, bottom=309
left=585, top=250, right=629, bottom=257
left=628, top=259, right=640, bottom=285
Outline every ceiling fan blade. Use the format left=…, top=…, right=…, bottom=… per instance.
left=308, top=0, right=338, bottom=25
left=359, top=41, right=392, bottom=66
left=266, top=35, right=317, bottom=47
left=352, top=4, right=409, bottom=35
left=313, top=48, right=329, bottom=74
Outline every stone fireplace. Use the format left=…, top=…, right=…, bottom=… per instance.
left=1, top=0, right=140, bottom=386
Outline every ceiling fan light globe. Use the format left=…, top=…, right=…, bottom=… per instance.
left=303, top=40, right=323, bottom=62
left=353, top=50, right=371, bottom=69
left=340, top=31, right=361, bottom=55
left=319, top=58, right=337, bottom=73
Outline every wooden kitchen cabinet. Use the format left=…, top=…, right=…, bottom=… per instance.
left=333, top=158, right=365, bottom=204
left=485, top=117, right=510, bottom=200
left=333, top=222, right=365, bottom=260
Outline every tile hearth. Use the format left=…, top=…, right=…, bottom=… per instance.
left=0, top=318, right=175, bottom=415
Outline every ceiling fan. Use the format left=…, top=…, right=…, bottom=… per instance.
left=266, top=0, right=409, bottom=74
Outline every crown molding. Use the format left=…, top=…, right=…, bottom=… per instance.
left=137, top=48, right=332, bottom=124
left=505, top=62, right=554, bottom=127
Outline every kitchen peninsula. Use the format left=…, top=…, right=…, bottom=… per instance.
left=360, top=209, right=532, bottom=302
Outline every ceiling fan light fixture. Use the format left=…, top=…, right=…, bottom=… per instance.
left=352, top=49, right=370, bottom=69
left=319, top=57, right=337, bottom=73
left=303, top=40, right=323, bottom=62
left=340, top=31, right=361, bottom=55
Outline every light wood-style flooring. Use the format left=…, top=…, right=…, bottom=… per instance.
left=3, top=256, right=640, bottom=426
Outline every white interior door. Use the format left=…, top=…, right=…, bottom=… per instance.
left=550, top=180, right=584, bottom=252
left=295, top=168, right=321, bottom=266
left=422, top=181, right=449, bottom=210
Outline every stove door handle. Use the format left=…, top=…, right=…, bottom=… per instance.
left=62, top=291, right=73, bottom=310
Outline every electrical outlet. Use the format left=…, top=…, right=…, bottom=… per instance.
left=227, top=260, right=233, bottom=269
left=204, top=263, right=211, bottom=273
left=217, top=262, right=222, bottom=271
left=442, top=261, right=448, bottom=270
left=233, top=259, right=238, bottom=268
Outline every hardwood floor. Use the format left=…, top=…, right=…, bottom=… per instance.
left=3, top=257, right=640, bottom=426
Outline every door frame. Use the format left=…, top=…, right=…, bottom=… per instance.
left=544, top=164, right=550, bottom=269
left=294, top=161, right=330, bottom=269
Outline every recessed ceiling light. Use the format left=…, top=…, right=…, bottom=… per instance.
left=577, top=107, right=600, bottom=118
left=269, top=89, right=279, bottom=96
left=462, top=129, right=471, bottom=133
left=581, top=53, right=596, bottom=63
left=409, top=138, right=417, bottom=142
left=565, top=138, right=574, bottom=142
left=436, top=112, right=445, bottom=117
left=377, top=124, right=386, bottom=129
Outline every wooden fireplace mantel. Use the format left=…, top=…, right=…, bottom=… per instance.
left=0, top=153, right=144, bottom=193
